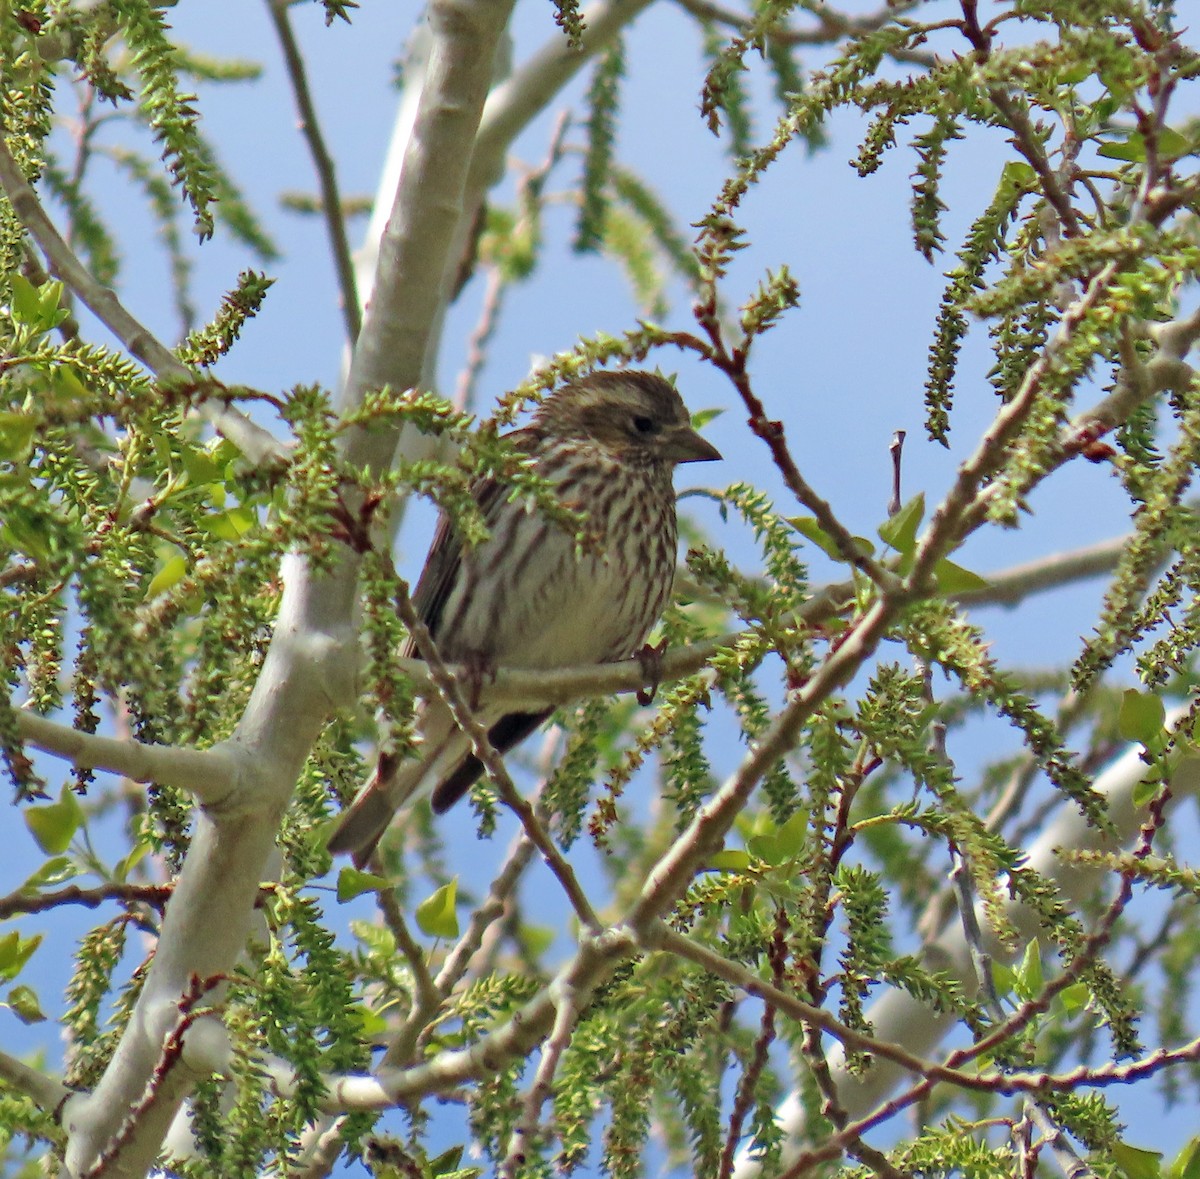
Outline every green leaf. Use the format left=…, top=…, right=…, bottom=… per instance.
left=179, top=445, right=223, bottom=486
left=416, top=878, right=459, bottom=939
left=25, top=789, right=83, bottom=855
left=9, top=274, right=41, bottom=325
left=789, top=516, right=875, bottom=563
left=197, top=507, right=256, bottom=540
left=146, top=553, right=188, bottom=600
left=747, top=810, right=807, bottom=867
left=1013, top=937, right=1043, bottom=1000
left=691, top=407, right=725, bottom=429
left=1113, top=1142, right=1163, bottom=1179
left=1169, top=1138, right=1200, bottom=1179
left=430, top=1146, right=465, bottom=1176
left=49, top=364, right=89, bottom=403
left=6, top=984, right=45, bottom=1024
left=1132, top=774, right=1160, bottom=809
left=707, top=849, right=753, bottom=872
left=1117, top=689, right=1165, bottom=745
left=990, top=961, right=1015, bottom=1000
left=1097, top=129, right=1191, bottom=164
left=336, top=867, right=390, bottom=903
left=3, top=507, right=54, bottom=561
left=0, top=931, right=41, bottom=981
left=114, top=840, right=152, bottom=883
left=934, top=558, right=988, bottom=593
left=1058, top=981, right=1090, bottom=1016
left=19, top=856, right=77, bottom=892
left=1155, top=127, right=1191, bottom=161
left=518, top=924, right=556, bottom=958
left=878, top=493, right=925, bottom=554
left=1098, top=137, right=1146, bottom=162
left=350, top=918, right=396, bottom=958
left=37, top=280, right=68, bottom=328
left=0, top=413, right=38, bottom=461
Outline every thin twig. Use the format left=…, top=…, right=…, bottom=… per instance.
left=267, top=0, right=361, bottom=342
left=0, top=135, right=285, bottom=467
left=0, top=881, right=172, bottom=920
left=387, top=567, right=602, bottom=933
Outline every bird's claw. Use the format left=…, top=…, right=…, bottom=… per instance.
left=461, top=650, right=497, bottom=710
left=635, top=639, right=668, bottom=706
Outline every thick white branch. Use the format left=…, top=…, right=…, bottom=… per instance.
left=61, top=2, right=518, bottom=1174
left=16, top=711, right=237, bottom=804
left=0, top=1048, right=69, bottom=1114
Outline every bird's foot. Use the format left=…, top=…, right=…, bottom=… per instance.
left=635, top=639, right=668, bottom=706
left=460, top=650, right=497, bottom=710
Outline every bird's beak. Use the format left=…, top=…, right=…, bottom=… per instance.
left=663, top=425, right=722, bottom=464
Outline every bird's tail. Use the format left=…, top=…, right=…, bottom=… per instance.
left=327, top=707, right=555, bottom=866
left=327, top=708, right=471, bottom=868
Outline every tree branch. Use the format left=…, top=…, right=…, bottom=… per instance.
left=16, top=710, right=237, bottom=805
left=266, top=0, right=361, bottom=343
left=0, top=1048, right=70, bottom=1114
left=0, top=137, right=285, bottom=468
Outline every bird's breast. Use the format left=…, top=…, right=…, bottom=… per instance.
left=437, top=462, right=678, bottom=670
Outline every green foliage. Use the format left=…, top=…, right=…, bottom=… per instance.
left=179, top=271, right=275, bottom=368
left=575, top=38, right=623, bottom=254
left=111, top=0, right=222, bottom=240
left=2, top=0, right=1200, bottom=1175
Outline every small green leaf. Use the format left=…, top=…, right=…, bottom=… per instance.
left=1095, top=130, right=1190, bottom=164
left=6, top=984, right=45, bottom=1024
left=49, top=364, right=89, bottom=403
left=25, top=789, right=83, bottom=855
left=1000, top=160, right=1037, bottom=189
left=789, top=516, right=875, bottom=563
left=1013, top=937, right=1043, bottom=1000
left=990, top=961, right=1015, bottom=999
left=0, top=413, right=37, bottom=461
left=0, top=931, right=41, bottom=980
left=878, top=493, right=925, bottom=554
left=114, top=840, right=152, bottom=883
left=934, top=558, right=988, bottom=593
left=336, top=867, right=390, bottom=903
left=415, top=878, right=459, bottom=939
left=179, top=445, right=223, bottom=487
left=518, top=924, right=556, bottom=958
left=1058, top=981, right=1090, bottom=1016
left=198, top=507, right=256, bottom=540
left=1113, top=1142, right=1163, bottom=1179
left=707, top=849, right=753, bottom=872
left=37, top=280, right=68, bottom=328
left=1117, top=689, right=1165, bottom=745
left=19, top=856, right=77, bottom=892
left=691, top=407, right=725, bottom=429
left=1098, top=136, right=1146, bottom=162
left=3, top=507, right=54, bottom=561
left=747, top=810, right=807, bottom=867
left=1169, top=1137, right=1200, bottom=1179
left=350, top=918, right=396, bottom=958
left=356, top=1004, right=387, bottom=1038
left=429, top=1146, right=465, bottom=1176
left=1132, top=774, right=1161, bottom=809
left=9, top=274, right=42, bottom=325
left=146, top=553, right=188, bottom=600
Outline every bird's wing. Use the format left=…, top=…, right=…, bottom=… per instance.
left=428, top=708, right=553, bottom=813
left=402, top=426, right=541, bottom=656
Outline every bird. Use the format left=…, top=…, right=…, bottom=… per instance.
left=327, top=369, right=721, bottom=866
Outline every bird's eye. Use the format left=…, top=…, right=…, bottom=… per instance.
left=632, top=415, right=657, bottom=434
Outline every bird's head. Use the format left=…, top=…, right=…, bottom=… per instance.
left=533, top=371, right=722, bottom=466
